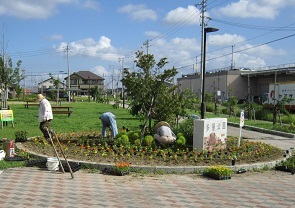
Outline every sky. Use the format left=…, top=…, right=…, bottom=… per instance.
left=1, top=0, right=295, bottom=88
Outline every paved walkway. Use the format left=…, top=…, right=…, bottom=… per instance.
left=0, top=125, right=295, bottom=208
left=0, top=167, right=294, bottom=208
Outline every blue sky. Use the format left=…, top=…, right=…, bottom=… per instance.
left=1, top=0, right=295, bottom=88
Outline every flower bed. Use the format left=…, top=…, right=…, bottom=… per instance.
left=20, top=131, right=284, bottom=167
left=203, top=165, right=233, bottom=180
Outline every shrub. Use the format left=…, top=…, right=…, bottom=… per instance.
left=176, top=132, right=184, bottom=138
left=174, top=118, right=194, bottom=145
left=128, top=131, right=140, bottom=144
left=117, top=134, right=129, bottom=146
left=175, top=135, right=186, bottom=147
left=205, top=102, right=215, bottom=112
left=255, top=108, right=273, bottom=121
left=142, top=135, right=154, bottom=147
left=15, top=130, right=28, bottom=142
left=221, top=108, right=229, bottom=115
left=133, top=139, right=141, bottom=146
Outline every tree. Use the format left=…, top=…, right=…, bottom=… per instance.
left=122, top=51, right=187, bottom=138
left=0, top=56, right=22, bottom=108
left=49, top=73, right=62, bottom=105
left=13, top=60, right=24, bottom=100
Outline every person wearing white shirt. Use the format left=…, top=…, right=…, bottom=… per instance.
left=154, top=122, right=176, bottom=144
left=35, top=94, right=53, bottom=140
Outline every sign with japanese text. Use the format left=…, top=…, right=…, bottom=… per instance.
left=193, top=118, right=227, bottom=151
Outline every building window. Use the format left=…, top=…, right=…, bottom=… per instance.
left=71, top=79, right=78, bottom=85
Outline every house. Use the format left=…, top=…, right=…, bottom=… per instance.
left=38, top=78, right=66, bottom=93
left=64, top=71, right=105, bottom=96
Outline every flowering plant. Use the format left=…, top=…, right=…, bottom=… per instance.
left=113, top=162, right=131, bottom=174
left=203, top=165, right=233, bottom=178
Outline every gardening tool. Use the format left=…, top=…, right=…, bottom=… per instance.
left=46, top=128, right=74, bottom=179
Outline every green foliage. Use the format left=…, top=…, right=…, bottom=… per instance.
left=175, top=135, right=186, bottom=147
left=127, top=131, right=140, bottom=144
left=176, top=132, right=184, bottom=138
left=142, top=135, right=154, bottom=147
left=205, top=92, right=213, bottom=102
left=134, top=139, right=141, bottom=147
left=122, top=50, right=190, bottom=134
left=117, top=134, right=130, bottom=146
left=205, top=102, right=215, bottom=112
left=14, top=130, right=28, bottom=142
left=174, top=118, right=194, bottom=145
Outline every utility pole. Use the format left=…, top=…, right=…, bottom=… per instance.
left=196, top=56, right=198, bottom=74
left=118, top=58, right=125, bottom=108
left=66, top=45, right=71, bottom=102
left=109, top=65, right=114, bottom=96
left=143, top=40, right=150, bottom=55
left=198, top=0, right=206, bottom=100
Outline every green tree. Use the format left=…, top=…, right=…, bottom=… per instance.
left=13, top=60, right=24, bottom=100
left=0, top=57, right=22, bottom=108
left=122, top=51, right=197, bottom=138
left=49, top=73, right=62, bottom=105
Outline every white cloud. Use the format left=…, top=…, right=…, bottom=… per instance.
left=81, top=0, right=100, bottom=11
left=207, top=33, right=245, bottom=46
left=55, top=36, right=122, bottom=62
left=0, top=0, right=72, bottom=19
left=90, top=66, right=109, bottom=77
left=48, top=34, right=63, bottom=41
left=218, top=0, right=295, bottom=19
left=118, top=4, right=157, bottom=21
left=163, top=5, right=200, bottom=25
left=145, top=31, right=160, bottom=38
left=0, top=0, right=102, bottom=19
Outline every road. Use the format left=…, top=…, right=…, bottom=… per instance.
left=227, top=125, right=295, bottom=150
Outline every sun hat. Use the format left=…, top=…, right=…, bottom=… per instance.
left=154, top=121, right=170, bottom=132
left=35, top=94, right=45, bottom=102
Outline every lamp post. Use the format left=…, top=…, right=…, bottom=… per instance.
left=88, top=76, right=91, bottom=102
left=201, top=27, right=219, bottom=119
left=231, top=45, right=235, bottom=70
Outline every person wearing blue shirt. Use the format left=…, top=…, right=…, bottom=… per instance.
left=99, top=112, right=118, bottom=138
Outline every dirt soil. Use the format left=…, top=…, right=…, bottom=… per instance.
left=18, top=139, right=284, bottom=167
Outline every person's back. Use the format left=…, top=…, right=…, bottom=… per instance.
left=154, top=125, right=176, bottom=144
left=100, top=112, right=118, bottom=138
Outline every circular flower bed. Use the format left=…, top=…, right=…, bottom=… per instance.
left=20, top=131, right=284, bottom=167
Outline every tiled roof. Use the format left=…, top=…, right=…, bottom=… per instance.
left=73, top=71, right=105, bottom=80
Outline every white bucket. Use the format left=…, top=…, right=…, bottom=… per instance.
left=46, top=157, right=59, bottom=171
left=0, top=150, right=6, bottom=161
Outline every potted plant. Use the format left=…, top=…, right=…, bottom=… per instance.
left=229, top=154, right=238, bottom=166
left=203, top=165, right=233, bottom=180
left=113, top=162, right=131, bottom=176
left=15, top=130, right=28, bottom=142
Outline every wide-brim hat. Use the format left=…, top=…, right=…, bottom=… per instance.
left=35, top=94, right=45, bottom=102
left=154, top=121, right=170, bottom=132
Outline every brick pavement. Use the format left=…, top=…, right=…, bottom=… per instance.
left=0, top=167, right=295, bottom=208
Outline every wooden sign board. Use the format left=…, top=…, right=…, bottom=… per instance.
left=0, top=110, right=14, bottom=129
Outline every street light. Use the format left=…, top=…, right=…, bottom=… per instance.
left=231, top=45, right=235, bottom=70
left=88, top=76, right=91, bottom=102
left=201, top=27, right=219, bottom=119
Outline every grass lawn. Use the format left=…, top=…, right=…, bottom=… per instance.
left=1, top=101, right=141, bottom=140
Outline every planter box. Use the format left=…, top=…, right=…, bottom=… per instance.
left=203, top=172, right=231, bottom=180
left=275, top=165, right=294, bottom=172
left=102, top=168, right=130, bottom=176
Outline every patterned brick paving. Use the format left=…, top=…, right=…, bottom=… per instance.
left=0, top=167, right=294, bottom=208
